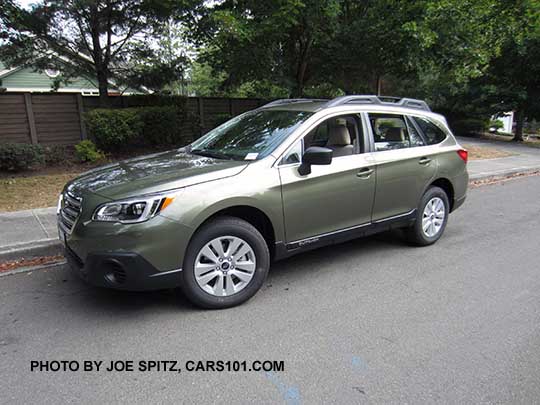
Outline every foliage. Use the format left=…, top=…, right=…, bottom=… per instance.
left=85, top=106, right=198, bottom=151
left=450, top=118, right=489, bottom=136
left=75, top=140, right=106, bottom=163
left=478, top=0, right=540, bottom=141
left=197, top=0, right=509, bottom=97
left=43, top=145, right=75, bottom=165
left=489, top=120, right=505, bottom=131
left=0, top=143, right=44, bottom=171
left=138, top=106, right=195, bottom=145
left=0, top=0, right=201, bottom=104
left=120, top=20, right=195, bottom=95
left=85, top=108, right=143, bottom=151
left=188, top=61, right=228, bottom=96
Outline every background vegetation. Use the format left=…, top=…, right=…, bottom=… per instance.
left=1, top=0, right=539, bottom=141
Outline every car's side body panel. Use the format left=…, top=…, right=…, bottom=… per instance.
left=278, top=153, right=376, bottom=243
left=369, top=146, right=438, bottom=221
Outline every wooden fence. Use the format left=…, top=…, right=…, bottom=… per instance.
left=0, top=93, right=266, bottom=145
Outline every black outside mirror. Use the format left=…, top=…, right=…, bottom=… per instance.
left=298, top=146, right=333, bottom=175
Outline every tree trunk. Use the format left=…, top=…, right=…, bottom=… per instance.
left=97, top=69, right=110, bottom=107
left=376, top=75, right=382, bottom=96
left=293, top=61, right=307, bottom=98
left=513, top=108, right=524, bottom=142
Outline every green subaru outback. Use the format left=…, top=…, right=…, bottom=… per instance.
left=58, top=96, right=468, bottom=308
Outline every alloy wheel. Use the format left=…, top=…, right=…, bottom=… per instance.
left=422, top=197, right=445, bottom=238
left=194, top=236, right=256, bottom=297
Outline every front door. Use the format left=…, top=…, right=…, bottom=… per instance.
left=278, top=114, right=376, bottom=244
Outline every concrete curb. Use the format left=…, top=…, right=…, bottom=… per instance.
left=469, top=167, right=540, bottom=182
left=0, top=260, right=66, bottom=278
left=0, top=239, right=62, bottom=263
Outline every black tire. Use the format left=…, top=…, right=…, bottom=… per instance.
left=180, top=216, right=270, bottom=309
left=404, top=186, right=450, bottom=246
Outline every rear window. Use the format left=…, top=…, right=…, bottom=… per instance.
left=413, top=116, right=447, bottom=145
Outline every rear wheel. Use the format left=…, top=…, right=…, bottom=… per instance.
left=180, top=216, right=270, bottom=309
left=404, top=186, right=449, bottom=246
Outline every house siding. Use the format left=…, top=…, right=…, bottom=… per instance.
left=1, top=67, right=98, bottom=91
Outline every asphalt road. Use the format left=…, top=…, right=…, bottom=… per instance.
left=1, top=175, right=540, bottom=404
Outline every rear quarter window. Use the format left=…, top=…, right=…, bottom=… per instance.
left=413, top=116, right=447, bottom=145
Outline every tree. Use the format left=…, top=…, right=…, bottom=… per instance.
left=120, top=19, right=194, bottom=95
left=480, top=0, right=540, bottom=141
left=196, top=0, right=510, bottom=99
left=0, top=0, right=199, bottom=105
left=196, top=0, right=340, bottom=97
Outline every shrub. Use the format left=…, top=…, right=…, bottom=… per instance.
left=489, top=119, right=504, bottom=132
left=85, top=108, right=143, bottom=151
left=139, top=106, right=200, bottom=146
left=0, top=143, right=44, bottom=171
left=75, top=140, right=106, bottom=163
left=139, top=106, right=183, bottom=145
left=451, top=118, right=489, bottom=136
left=43, top=145, right=75, bottom=165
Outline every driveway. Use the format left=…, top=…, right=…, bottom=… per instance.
left=1, top=175, right=540, bottom=404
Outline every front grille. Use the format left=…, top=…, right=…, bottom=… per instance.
left=59, top=191, right=82, bottom=234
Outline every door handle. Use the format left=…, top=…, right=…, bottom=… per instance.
left=357, top=168, right=374, bottom=178
left=419, top=157, right=432, bottom=165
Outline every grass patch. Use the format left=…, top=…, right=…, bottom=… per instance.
left=462, top=144, right=514, bottom=160
left=0, top=172, right=81, bottom=212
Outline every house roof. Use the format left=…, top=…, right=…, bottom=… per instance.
left=0, top=63, right=22, bottom=78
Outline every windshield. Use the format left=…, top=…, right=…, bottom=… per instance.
left=189, top=109, right=313, bottom=160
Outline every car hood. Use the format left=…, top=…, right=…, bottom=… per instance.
left=66, top=149, right=249, bottom=200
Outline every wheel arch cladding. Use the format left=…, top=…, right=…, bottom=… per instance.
left=193, top=205, right=276, bottom=258
left=429, top=178, right=455, bottom=211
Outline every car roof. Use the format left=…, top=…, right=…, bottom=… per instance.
left=259, top=96, right=448, bottom=125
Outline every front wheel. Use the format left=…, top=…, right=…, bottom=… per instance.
left=180, top=216, right=270, bottom=309
left=404, top=186, right=449, bottom=246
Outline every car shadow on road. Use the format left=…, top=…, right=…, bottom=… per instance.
left=48, top=229, right=407, bottom=316
left=268, top=229, right=406, bottom=279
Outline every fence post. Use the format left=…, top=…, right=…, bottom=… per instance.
left=23, top=93, right=38, bottom=145
left=198, top=97, right=205, bottom=135
left=76, top=93, right=87, bottom=140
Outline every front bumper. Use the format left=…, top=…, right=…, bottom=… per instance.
left=64, top=245, right=182, bottom=291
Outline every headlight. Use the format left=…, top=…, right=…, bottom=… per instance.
left=92, top=193, right=176, bottom=224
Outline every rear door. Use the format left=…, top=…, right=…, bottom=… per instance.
left=366, top=112, right=437, bottom=221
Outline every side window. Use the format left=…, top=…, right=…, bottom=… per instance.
left=369, top=113, right=422, bottom=151
left=304, top=115, right=363, bottom=156
left=413, top=116, right=447, bottom=145
left=406, top=116, right=425, bottom=147
left=280, top=140, right=302, bottom=165
left=280, top=114, right=363, bottom=164
left=310, top=122, right=329, bottom=146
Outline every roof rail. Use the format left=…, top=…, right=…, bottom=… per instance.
left=325, top=95, right=431, bottom=111
left=261, top=98, right=328, bottom=108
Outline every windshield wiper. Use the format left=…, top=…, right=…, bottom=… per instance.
left=190, top=149, right=234, bottom=160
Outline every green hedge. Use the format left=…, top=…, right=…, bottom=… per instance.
left=85, top=108, right=143, bottom=151
left=0, top=143, right=45, bottom=171
left=450, top=118, right=489, bottom=136
left=85, top=106, right=198, bottom=152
